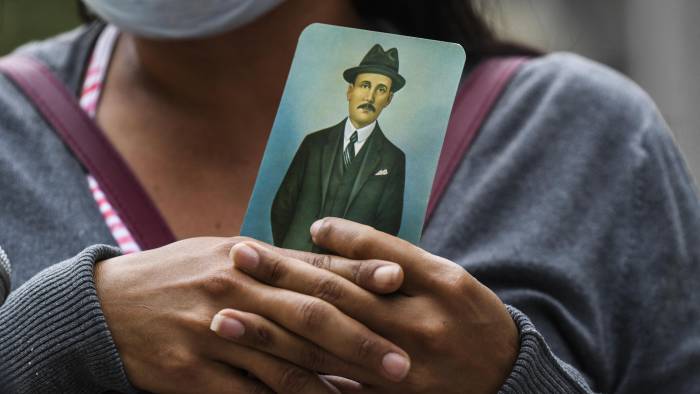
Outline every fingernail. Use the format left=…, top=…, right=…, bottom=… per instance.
left=373, top=266, right=401, bottom=288
left=382, top=352, right=410, bottom=381
left=310, top=219, right=324, bottom=238
left=232, top=243, right=259, bottom=271
left=210, top=313, right=245, bottom=339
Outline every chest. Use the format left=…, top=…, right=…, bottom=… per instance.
left=96, top=94, right=266, bottom=239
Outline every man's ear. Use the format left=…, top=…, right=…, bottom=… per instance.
left=386, top=92, right=393, bottom=106
left=346, top=84, right=353, bottom=100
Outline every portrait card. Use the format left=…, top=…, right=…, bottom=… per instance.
left=241, top=23, right=465, bottom=251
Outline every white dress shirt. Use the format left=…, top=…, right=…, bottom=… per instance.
left=343, top=118, right=376, bottom=155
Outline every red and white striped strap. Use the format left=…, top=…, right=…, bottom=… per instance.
left=79, top=25, right=141, bottom=253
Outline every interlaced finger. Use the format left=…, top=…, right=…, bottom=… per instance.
left=309, top=217, right=462, bottom=293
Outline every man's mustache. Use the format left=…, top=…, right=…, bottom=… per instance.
left=357, top=103, right=376, bottom=112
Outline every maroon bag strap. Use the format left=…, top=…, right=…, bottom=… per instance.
left=425, top=56, right=529, bottom=222
left=0, top=55, right=175, bottom=250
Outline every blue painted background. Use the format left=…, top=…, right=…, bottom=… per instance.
left=241, top=23, right=465, bottom=244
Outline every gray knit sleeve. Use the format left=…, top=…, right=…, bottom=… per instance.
left=0, top=245, right=138, bottom=394
left=499, top=306, right=592, bottom=393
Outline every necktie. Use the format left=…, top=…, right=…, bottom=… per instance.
left=343, top=131, right=358, bottom=170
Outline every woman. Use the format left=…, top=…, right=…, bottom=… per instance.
left=1, top=0, right=698, bottom=393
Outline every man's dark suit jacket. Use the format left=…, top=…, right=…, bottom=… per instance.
left=271, top=119, right=405, bottom=251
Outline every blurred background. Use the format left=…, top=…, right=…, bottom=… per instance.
left=1, top=0, right=698, bottom=183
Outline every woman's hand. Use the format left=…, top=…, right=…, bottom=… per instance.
left=95, top=236, right=407, bottom=394
left=214, top=218, right=519, bottom=393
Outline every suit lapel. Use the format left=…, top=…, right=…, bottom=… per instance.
left=343, top=124, right=385, bottom=216
left=320, top=120, right=344, bottom=214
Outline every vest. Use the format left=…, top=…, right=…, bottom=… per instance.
left=320, top=129, right=375, bottom=219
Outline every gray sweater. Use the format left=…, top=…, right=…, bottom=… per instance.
left=1, top=23, right=698, bottom=393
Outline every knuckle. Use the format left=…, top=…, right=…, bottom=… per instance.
left=299, top=345, right=328, bottom=371
left=251, top=323, right=274, bottom=348
left=446, top=269, right=476, bottom=296
left=308, top=253, right=332, bottom=271
left=216, top=236, right=250, bottom=256
left=213, top=241, right=234, bottom=257
left=414, top=319, right=449, bottom=349
left=350, top=260, right=362, bottom=285
left=265, top=254, right=287, bottom=283
left=200, top=271, right=238, bottom=298
left=347, top=232, right=376, bottom=259
left=278, top=366, right=313, bottom=393
left=354, top=335, right=378, bottom=360
left=311, top=276, right=344, bottom=303
left=161, top=350, right=197, bottom=380
left=221, top=236, right=254, bottom=259
left=297, top=299, right=327, bottom=330
left=180, top=312, right=213, bottom=336
left=351, top=259, right=373, bottom=287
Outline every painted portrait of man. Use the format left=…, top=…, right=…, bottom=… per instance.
left=271, top=44, right=406, bottom=251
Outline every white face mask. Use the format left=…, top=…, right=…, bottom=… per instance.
left=82, top=0, right=285, bottom=39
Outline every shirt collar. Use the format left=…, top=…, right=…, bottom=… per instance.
left=344, top=118, right=377, bottom=143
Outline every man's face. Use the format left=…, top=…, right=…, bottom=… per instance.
left=346, top=73, right=393, bottom=129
